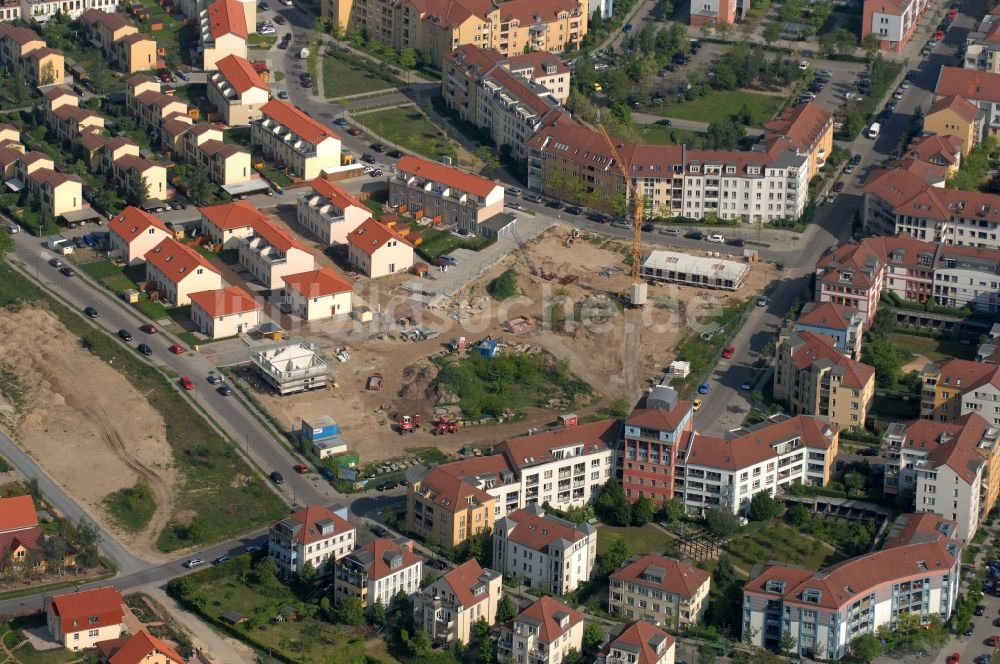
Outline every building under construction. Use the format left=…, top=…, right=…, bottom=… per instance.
left=641, top=250, right=750, bottom=291
left=250, top=341, right=330, bottom=395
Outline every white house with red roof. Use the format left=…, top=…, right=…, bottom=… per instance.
left=0, top=494, right=72, bottom=573
left=346, top=218, right=414, bottom=279
left=390, top=155, right=505, bottom=234
left=268, top=504, right=357, bottom=577
left=46, top=586, right=125, bottom=650
left=598, top=621, right=676, bottom=664
left=199, top=200, right=267, bottom=250
left=609, top=555, right=710, bottom=629
left=107, top=206, right=174, bottom=265
left=862, top=0, right=929, bottom=52
left=252, top=100, right=342, bottom=180
left=96, top=629, right=185, bottom=664
left=188, top=285, right=262, bottom=338
left=208, top=54, right=269, bottom=126
left=280, top=267, right=353, bottom=321
left=238, top=218, right=315, bottom=288
left=497, top=596, right=583, bottom=664
left=413, top=559, right=503, bottom=645
left=200, top=0, right=248, bottom=71
left=493, top=503, right=596, bottom=595
left=334, top=537, right=423, bottom=608
left=296, top=178, right=370, bottom=245
left=144, top=237, right=223, bottom=306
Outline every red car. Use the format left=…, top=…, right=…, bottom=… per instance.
left=168, top=343, right=184, bottom=354
left=949, top=654, right=960, bottom=664
left=347, top=126, right=361, bottom=136
left=179, top=376, right=195, bottom=390
left=139, top=324, right=156, bottom=334
left=293, top=464, right=309, bottom=474
left=722, top=346, right=735, bottom=359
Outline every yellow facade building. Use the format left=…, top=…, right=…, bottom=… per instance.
left=407, top=465, right=496, bottom=548
left=923, top=94, right=985, bottom=156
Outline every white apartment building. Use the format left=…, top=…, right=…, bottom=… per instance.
left=238, top=219, right=315, bottom=288
left=964, top=13, right=1000, bottom=72
left=413, top=559, right=503, bottom=646
left=497, top=596, right=583, bottom=664
left=390, top=155, right=506, bottom=234
left=208, top=53, right=269, bottom=126
left=252, top=100, right=342, bottom=180
left=21, top=0, right=117, bottom=22
left=679, top=415, right=839, bottom=516
left=493, top=504, right=596, bottom=595
left=268, top=504, right=356, bottom=577
left=333, top=538, right=423, bottom=609
left=962, top=381, right=1000, bottom=427
left=936, top=66, right=1000, bottom=138
left=608, top=555, right=711, bottom=630
left=296, top=177, right=370, bottom=245
left=597, top=622, right=676, bottom=664
left=743, top=512, right=962, bottom=660
left=933, top=244, right=1000, bottom=312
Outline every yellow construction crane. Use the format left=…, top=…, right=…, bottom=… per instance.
left=596, top=123, right=647, bottom=307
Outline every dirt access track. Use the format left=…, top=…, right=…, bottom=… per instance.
left=0, top=305, right=177, bottom=562
left=241, top=225, right=775, bottom=466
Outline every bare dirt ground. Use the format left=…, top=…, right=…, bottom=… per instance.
left=0, top=306, right=177, bottom=562
left=239, top=224, right=777, bottom=466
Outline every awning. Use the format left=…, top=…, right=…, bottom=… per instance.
left=221, top=179, right=273, bottom=196
left=5, top=178, right=24, bottom=192
left=61, top=208, right=103, bottom=223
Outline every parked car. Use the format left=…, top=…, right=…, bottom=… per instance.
left=137, top=343, right=153, bottom=356
left=833, top=181, right=845, bottom=193
left=168, top=343, right=184, bottom=354
left=660, top=228, right=679, bottom=236
left=387, top=149, right=403, bottom=158
left=139, top=324, right=156, bottom=334
left=843, top=164, right=854, bottom=174
left=333, top=117, right=349, bottom=126
left=546, top=200, right=564, bottom=210
left=273, top=14, right=286, bottom=23
left=565, top=206, right=582, bottom=215
left=294, top=463, right=309, bottom=474
left=319, top=467, right=335, bottom=480
left=376, top=480, right=398, bottom=491
left=964, top=625, right=976, bottom=636
left=207, top=374, right=224, bottom=385
left=622, top=22, right=633, bottom=32
left=184, top=558, right=206, bottom=568
left=726, top=238, right=745, bottom=247
left=692, top=399, right=702, bottom=411
left=857, top=448, right=879, bottom=457
left=179, top=376, right=195, bottom=390
left=59, top=266, right=75, bottom=277
left=799, top=60, right=809, bottom=70
left=684, top=230, right=704, bottom=240
left=361, top=153, right=376, bottom=164
left=270, top=471, right=285, bottom=484
left=258, top=0, right=270, bottom=8
left=976, top=606, right=987, bottom=617
left=7, top=223, right=19, bottom=233
left=118, top=329, right=133, bottom=342
left=851, top=153, right=863, bottom=165
left=218, top=385, right=233, bottom=396
left=347, top=126, right=361, bottom=136
left=757, top=296, right=768, bottom=306
left=523, top=194, right=543, bottom=204
left=84, top=306, right=100, bottom=318
left=722, top=346, right=735, bottom=359
left=741, top=381, right=752, bottom=390
left=698, top=383, right=711, bottom=394
left=818, top=69, right=833, bottom=77
left=370, top=143, right=386, bottom=152
left=371, top=169, right=383, bottom=177
left=655, top=119, right=672, bottom=126
left=440, top=255, right=458, bottom=266
left=706, top=233, right=725, bottom=243
left=588, top=212, right=609, bottom=223
left=49, top=257, right=63, bottom=268
left=213, top=555, right=232, bottom=565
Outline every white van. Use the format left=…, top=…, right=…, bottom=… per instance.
left=867, top=122, right=881, bottom=138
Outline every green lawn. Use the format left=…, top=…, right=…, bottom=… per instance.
left=322, top=55, right=399, bottom=98
left=359, top=108, right=457, bottom=161
left=597, top=523, right=674, bottom=557
left=81, top=260, right=140, bottom=293
left=402, top=221, right=493, bottom=262
left=725, top=522, right=845, bottom=573
left=634, top=124, right=706, bottom=146
left=888, top=332, right=976, bottom=362
left=257, top=165, right=293, bottom=188
left=646, top=90, right=785, bottom=127
left=172, top=83, right=207, bottom=107
left=248, top=34, right=277, bottom=49
left=135, top=298, right=170, bottom=322
left=103, top=478, right=156, bottom=532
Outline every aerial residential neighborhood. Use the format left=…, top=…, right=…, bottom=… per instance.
left=2, top=0, right=1000, bottom=660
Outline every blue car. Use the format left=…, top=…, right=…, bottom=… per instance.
left=698, top=383, right=710, bottom=394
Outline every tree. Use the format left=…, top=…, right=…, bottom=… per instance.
left=850, top=633, right=883, bottom=663
left=660, top=498, right=684, bottom=523
left=333, top=596, right=366, bottom=626
left=473, top=616, right=491, bottom=642
left=713, top=62, right=738, bottom=90
left=126, top=174, right=150, bottom=207
left=705, top=508, right=740, bottom=537
left=563, top=648, right=581, bottom=664
left=844, top=472, right=865, bottom=496
left=705, top=120, right=746, bottom=150
left=632, top=495, right=656, bottom=526
left=582, top=622, right=604, bottom=653
left=299, top=560, right=316, bottom=585
left=762, top=22, right=781, bottom=46
left=367, top=598, right=386, bottom=628
left=475, top=146, right=501, bottom=175
left=787, top=503, right=810, bottom=527
left=598, top=537, right=633, bottom=578
left=779, top=633, right=798, bottom=656
left=862, top=335, right=905, bottom=388
left=39, top=61, right=57, bottom=87
left=497, top=595, right=517, bottom=623
left=748, top=491, right=782, bottom=522
left=608, top=101, right=632, bottom=126
left=479, top=638, right=495, bottom=664
left=187, top=167, right=212, bottom=205
left=595, top=479, right=631, bottom=526
left=399, top=47, right=417, bottom=74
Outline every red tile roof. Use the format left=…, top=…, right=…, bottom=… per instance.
left=927, top=93, right=982, bottom=123
left=0, top=495, right=37, bottom=533
left=146, top=237, right=221, bottom=284
left=108, top=206, right=171, bottom=244
left=626, top=405, right=692, bottom=432
left=103, top=630, right=185, bottom=664
left=0, top=24, right=44, bottom=48
left=936, top=66, right=1000, bottom=103
left=600, top=621, right=676, bottom=664
left=506, top=51, right=570, bottom=78
left=308, top=178, right=366, bottom=211
left=215, top=54, right=269, bottom=94
left=815, top=238, right=885, bottom=289
left=763, top=101, right=832, bottom=151
left=903, top=133, right=963, bottom=166
left=510, top=596, right=582, bottom=643
left=498, top=0, right=580, bottom=24
left=188, top=285, right=261, bottom=317
left=259, top=99, right=338, bottom=146
left=926, top=358, right=1000, bottom=391
left=249, top=218, right=310, bottom=254
left=498, top=419, right=618, bottom=471
left=200, top=200, right=268, bottom=231
left=501, top=506, right=593, bottom=553
left=81, top=8, right=134, bottom=32
left=896, top=412, right=991, bottom=484
left=796, top=301, right=861, bottom=331
left=281, top=267, right=353, bottom=298
left=347, top=217, right=412, bottom=256
left=207, top=0, right=248, bottom=40
left=610, top=555, right=710, bottom=600
left=865, top=166, right=1000, bottom=225
left=437, top=560, right=497, bottom=608
left=272, top=504, right=355, bottom=546
left=397, top=155, right=501, bottom=198
left=415, top=466, right=494, bottom=512
left=784, top=331, right=875, bottom=388
left=50, top=587, right=124, bottom=632
left=686, top=416, right=837, bottom=470
left=344, top=538, right=422, bottom=582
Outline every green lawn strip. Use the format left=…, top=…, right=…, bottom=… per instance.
left=596, top=523, right=673, bottom=557
left=135, top=298, right=170, bottom=321
left=887, top=331, right=975, bottom=362
left=322, top=55, right=398, bottom=98
left=724, top=522, right=845, bottom=572
left=634, top=125, right=707, bottom=146
left=400, top=221, right=493, bottom=262
left=103, top=478, right=157, bottom=533
left=359, top=107, right=456, bottom=161
left=0, top=263, right=286, bottom=552
left=646, top=90, right=785, bottom=127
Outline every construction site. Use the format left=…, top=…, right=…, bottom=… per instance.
left=230, top=223, right=777, bottom=466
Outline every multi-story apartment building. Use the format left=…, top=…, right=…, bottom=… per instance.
left=0, top=0, right=17, bottom=21
left=526, top=111, right=811, bottom=223
left=407, top=458, right=506, bottom=548
left=961, top=370, right=1000, bottom=429
left=761, top=100, right=833, bottom=179
left=109, top=153, right=169, bottom=203
left=208, top=54, right=270, bottom=126
left=22, top=166, right=84, bottom=218
left=920, top=358, right=1000, bottom=422
left=0, top=23, right=64, bottom=85
left=597, top=621, right=676, bottom=664
left=497, top=596, right=583, bottom=664
left=267, top=504, right=356, bottom=577
left=689, top=0, right=745, bottom=27
left=680, top=415, right=839, bottom=515
left=200, top=0, right=248, bottom=70
left=238, top=218, right=315, bottom=288
left=80, top=9, right=157, bottom=74
left=20, top=0, right=116, bottom=22
left=793, top=301, right=865, bottom=360
left=252, top=100, right=342, bottom=180
left=324, top=0, right=587, bottom=68
left=414, top=559, right=503, bottom=646
left=964, top=12, right=1000, bottom=73
left=935, top=66, right=1000, bottom=138
left=924, top=94, right=985, bottom=155
left=175, top=123, right=253, bottom=187
left=296, top=177, right=370, bottom=245
left=493, top=504, right=596, bottom=595
left=933, top=244, right=1000, bottom=312
left=42, top=88, right=105, bottom=143
left=900, top=133, right=964, bottom=178
left=618, top=398, right=695, bottom=505
left=608, top=555, right=710, bottom=630
left=773, top=331, right=876, bottom=431
left=389, top=155, right=505, bottom=234
left=743, top=512, right=961, bottom=660
left=862, top=0, right=930, bottom=52
left=333, top=537, right=423, bottom=608
left=881, top=413, right=995, bottom=540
